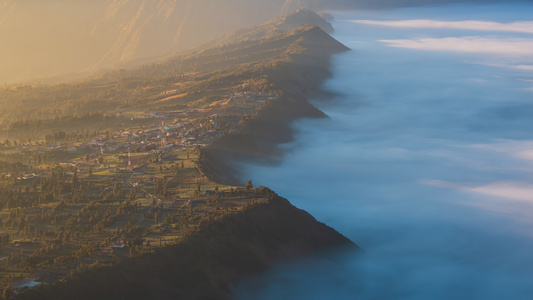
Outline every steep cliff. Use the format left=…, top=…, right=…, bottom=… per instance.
left=18, top=191, right=356, bottom=300
left=199, top=25, right=349, bottom=185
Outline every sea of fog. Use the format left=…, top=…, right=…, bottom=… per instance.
left=234, top=2, right=533, bottom=300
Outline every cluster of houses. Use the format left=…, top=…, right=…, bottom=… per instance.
left=3, top=90, right=282, bottom=182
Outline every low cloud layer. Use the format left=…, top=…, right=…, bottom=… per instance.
left=236, top=3, right=533, bottom=300
left=423, top=179, right=533, bottom=203
left=353, top=16, right=533, bottom=63
left=380, top=36, right=533, bottom=56
left=352, top=19, right=533, bottom=34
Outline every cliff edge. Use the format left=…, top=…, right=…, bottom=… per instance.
left=18, top=190, right=356, bottom=300
left=198, top=24, right=349, bottom=185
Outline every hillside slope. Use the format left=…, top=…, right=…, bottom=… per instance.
left=0, top=10, right=345, bottom=138
left=17, top=191, right=356, bottom=300
left=7, top=10, right=357, bottom=300
left=199, top=25, right=349, bottom=184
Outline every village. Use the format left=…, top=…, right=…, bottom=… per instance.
left=0, top=89, right=278, bottom=295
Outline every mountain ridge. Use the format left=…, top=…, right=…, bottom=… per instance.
left=4, top=10, right=357, bottom=300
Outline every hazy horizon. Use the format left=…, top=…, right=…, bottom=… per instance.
left=0, top=0, right=310, bottom=84
left=2, top=0, right=527, bottom=85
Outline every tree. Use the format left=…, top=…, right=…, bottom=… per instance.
left=245, top=180, right=253, bottom=191
left=72, top=169, right=79, bottom=186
